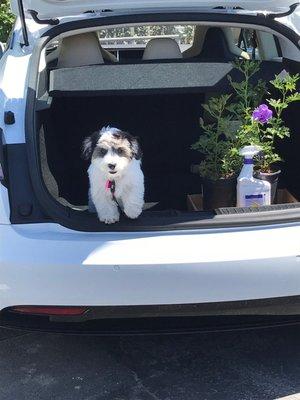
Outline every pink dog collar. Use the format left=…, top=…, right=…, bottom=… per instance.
left=105, top=180, right=113, bottom=191
left=105, top=180, right=116, bottom=198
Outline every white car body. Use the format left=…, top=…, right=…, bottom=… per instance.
left=1, top=223, right=300, bottom=307
left=0, top=0, right=300, bottom=331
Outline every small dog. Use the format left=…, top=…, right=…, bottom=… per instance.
left=82, top=126, right=144, bottom=224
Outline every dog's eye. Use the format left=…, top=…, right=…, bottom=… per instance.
left=99, top=148, right=108, bottom=156
left=116, top=148, right=124, bottom=156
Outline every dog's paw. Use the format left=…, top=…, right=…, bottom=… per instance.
left=99, top=210, right=120, bottom=224
left=124, top=204, right=142, bottom=220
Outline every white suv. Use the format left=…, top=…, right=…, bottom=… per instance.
left=0, top=0, right=300, bottom=333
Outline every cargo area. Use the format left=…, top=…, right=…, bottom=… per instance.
left=26, top=21, right=300, bottom=229
left=39, top=87, right=300, bottom=213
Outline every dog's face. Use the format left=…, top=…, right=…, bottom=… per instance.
left=82, top=127, right=142, bottom=178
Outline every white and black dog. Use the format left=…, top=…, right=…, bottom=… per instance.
left=82, top=126, right=144, bottom=224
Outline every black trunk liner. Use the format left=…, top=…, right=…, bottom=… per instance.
left=43, top=92, right=205, bottom=208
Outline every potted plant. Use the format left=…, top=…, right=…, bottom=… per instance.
left=242, top=73, right=300, bottom=201
left=191, top=61, right=266, bottom=210
left=191, top=94, right=240, bottom=210
left=192, top=62, right=300, bottom=209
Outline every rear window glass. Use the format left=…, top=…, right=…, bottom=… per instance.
left=98, top=24, right=195, bottom=52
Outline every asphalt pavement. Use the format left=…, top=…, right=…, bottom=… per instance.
left=0, top=324, right=300, bottom=400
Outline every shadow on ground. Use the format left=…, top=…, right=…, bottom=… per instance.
left=0, top=325, right=300, bottom=400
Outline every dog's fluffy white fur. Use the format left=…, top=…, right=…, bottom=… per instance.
left=82, top=126, right=144, bottom=224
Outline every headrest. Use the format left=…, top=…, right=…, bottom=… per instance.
left=57, top=32, right=104, bottom=68
left=183, top=26, right=250, bottom=61
left=182, top=26, right=209, bottom=59
left=223, top=28, right=251, bottom=60
left=200, top=28, right=235, bottom=61
left=143, top=38, right=182, bottom=60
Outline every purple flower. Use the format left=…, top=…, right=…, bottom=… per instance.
left=252, top=104, right=273, bottom=124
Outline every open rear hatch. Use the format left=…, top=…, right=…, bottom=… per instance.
left=11, top=0, right=300, bottom=18
left=10, top=0, right=300, bottom=48
left=13, top=1, right=300, bottom=231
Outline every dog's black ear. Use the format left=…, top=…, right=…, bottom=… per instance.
left=132, top=137, right=142, bottom=160
left=115, top=129, right=142, bottom=160
left=122, top=131, right=142, bottom=160
left=82, top=131, right=99, bottom=160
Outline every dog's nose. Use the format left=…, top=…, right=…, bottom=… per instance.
left=108, top=163, right=116, bottom=170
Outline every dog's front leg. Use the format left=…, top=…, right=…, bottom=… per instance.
left=92, top=190, right=120, bottom=224
left=122, top=187, right=144, bottom=220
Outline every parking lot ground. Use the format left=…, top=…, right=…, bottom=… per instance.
left=0, top=324, right=300, bottom=400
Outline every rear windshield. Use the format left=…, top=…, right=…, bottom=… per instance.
left=98, top=24, right=196, bottom=52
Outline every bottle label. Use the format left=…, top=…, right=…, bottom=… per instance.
left=245, top=194, right=265, bottom=207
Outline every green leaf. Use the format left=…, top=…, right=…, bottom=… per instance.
left=287, top=92, right=300, bottom=103
left=0, top=0, right=15, bottom=43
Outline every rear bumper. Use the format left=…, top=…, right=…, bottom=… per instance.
left=1, top=222, right=300, bottom=329
left=2, top=297, right=300, bottom=334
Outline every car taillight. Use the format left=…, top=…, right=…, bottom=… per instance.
left=9, top=306, right=88, bottom=316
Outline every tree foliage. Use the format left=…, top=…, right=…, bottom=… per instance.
left=0, top=0, right=14, bottom=43
left=99, top=25, right=194, bottom=44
